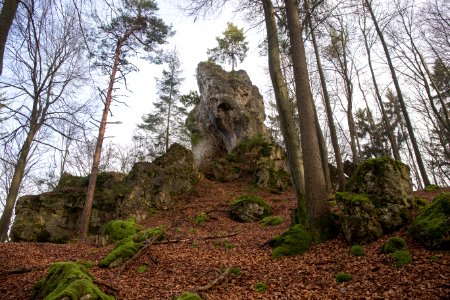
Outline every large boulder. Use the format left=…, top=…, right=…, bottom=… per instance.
left=187, top=62, right=270, bottom=172
left=229, top=195, right=271, bottom=223
left=336, top=157, right=413, bottom=244
left=10, top=144, right=200, bottom=242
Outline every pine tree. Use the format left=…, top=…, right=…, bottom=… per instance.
left=136, top=49, right=191, bottom=159
left=207, top=22, right=249, bottom=71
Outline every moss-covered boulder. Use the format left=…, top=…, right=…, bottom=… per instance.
left=104, top=218, right=140, bottom=241
left=345, top=157, right=413, bottom=207
left=229, top=195, right=271, bottom=222
left=11, top=144, right=200, bottom=243
left=100, top=226, right=164, bottom=268
left=336, top=157, right=413, bottom=244
left=32, top=262, right=114, bottom=300
left=270, top=224, right=312, bottom=258
left=408, top=192, right=450, bottom=249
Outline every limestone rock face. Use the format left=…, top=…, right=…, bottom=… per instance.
left=10, top=144, right=200, bottom=242
left=188, top=62, right=270, bottom=172
left=336, top=157, right=413, bottom=244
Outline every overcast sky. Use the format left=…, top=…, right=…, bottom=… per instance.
left=108, top=0, right=270, bottom=144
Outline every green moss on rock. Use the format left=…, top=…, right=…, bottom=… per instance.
left=133, top=226, right=165, bottom=243
left=175, top=292, right=202, bottom=300
left=33, top=262, right=114, bottom=300
left=99, top=238, right=142, bottom=268
left=408, top=192, right=450, bottom=249
left=424, top=184, right=440, bottom=192
left=392, top=250, right=412, bottom=268
left=271, top=224, right=312, bottom=259
left=335, top=272, right=352, bottom=283
left=382, top=237, right=407, bottom=254
left=230, top=195, right=272, bottom=222
left=104, top=218, right=140, bottom=241
left=259, top=216, right=284, bottom=226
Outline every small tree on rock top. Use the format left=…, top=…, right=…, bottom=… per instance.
left=207, top=22, right=249, bottom=71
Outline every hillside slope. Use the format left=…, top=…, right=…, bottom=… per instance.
left=0, top=179, right=449, bottom=299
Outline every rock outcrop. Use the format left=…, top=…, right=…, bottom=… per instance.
left=336, top=157, right=413, bottom=244
left=11, top=144, right=200, bottom=243
left=187, top=62, right=290, bottom=191
left=187, top=62, right=270, bottom=172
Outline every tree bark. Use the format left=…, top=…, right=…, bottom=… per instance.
left=284, top=0, right=330, bottom=237
left=365, top=0, right=430, bottom=186
left=79, top=43, right=122, bottom=239
left=359, top=14, right=400, bottom=160
left=262, top=0, right=307, bottom=225
left=0, top=0, right=19, bottom=76
left=0, top=127, right=37, bottom=242
left=308, top=7, right=345, bottom=191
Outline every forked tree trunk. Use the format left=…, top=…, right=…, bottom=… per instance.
left=79, top=43, right=122, bottom=239
left=365, top=0, right=430, bottom=186
left=285, top=0, right=330, bottom=237
left=262, top=0, right=307, bottom=225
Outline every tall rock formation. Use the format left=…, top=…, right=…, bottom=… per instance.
left=187, top=62, right=270, bottom=172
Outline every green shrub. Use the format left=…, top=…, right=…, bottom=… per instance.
left=271, top=224, right=312, bottom=259
left=33, top=262, right=114, bottom=300
left=392, top=250, right=412, bottom=268
left=382, top=237, right=407, bottom=254
left=335, top=272, right=352, bottom=283
left=408, top=192, right=450, bottom=249
left=259, top=216, right=284, bottom=226
left=104, top=218, right=139, bottom=241
left=194, top=212, right=209, bottom=225
left=255, top=282, right=268, bottom=292
left=175, top=292, right=202, bottom=300
left=350, top=245, right=365, bottom=256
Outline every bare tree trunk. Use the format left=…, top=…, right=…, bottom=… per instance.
left=285, top=0, right=330, bottom=238
left=262, top=0, right=307, bottom=225
left=79, top=43, right=122, bottom=239
left=0, top=0, right=19, bottom=76
left=0, top=128, right=37, bottom=241
left=308, top=9, right=345, bottom=191
left=359, top=14, right=400, bottom=160
left=365, top=0, right=430, bottom=186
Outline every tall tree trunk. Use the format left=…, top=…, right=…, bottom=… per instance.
left=0, top=0, right=19, bottom=76
left=360, top=15, right=400, bottom=160
left=0, top=127, right=37, bottom=242
left=365, top=0, right=430, bottom=186
left=262, top=0, right=307, bottom=225
left=313, top=103, right=332, bottom=193
left=285, top=0, right=330, bottom=238
left=79, top=43, right=122, bottom=239
left=308, top=8, right=345, bottom=191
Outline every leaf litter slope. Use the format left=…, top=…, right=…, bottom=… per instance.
left=0, top=179, right=449, bottom=299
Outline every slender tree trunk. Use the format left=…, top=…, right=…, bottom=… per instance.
left=0, top=126, right=37, bottom=242
left=313, top=103, right=332, bottom=193
left=262, top=0, right=307, bottom=225
left=0, top=0, right=19, bottom=76
left=308, top=13, right=345, bottom=191
left=165, top=88, right=173, bottom=153
left=285, top=0, right=330, bottom=237
left=360, top=17, right=400, bottom=160
left=79, top=43, right=122, bottom=239
left=365, top=0, right=430, bottom=186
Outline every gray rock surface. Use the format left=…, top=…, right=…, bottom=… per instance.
left=336, top=157, right=413, bottom=244
left=10, top=144, right=200, bottom=242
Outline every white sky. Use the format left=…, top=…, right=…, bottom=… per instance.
left=108, top=0, right=270, bottom=144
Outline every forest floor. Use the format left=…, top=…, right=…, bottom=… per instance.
left=0, top=178, right=449, bottom=300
